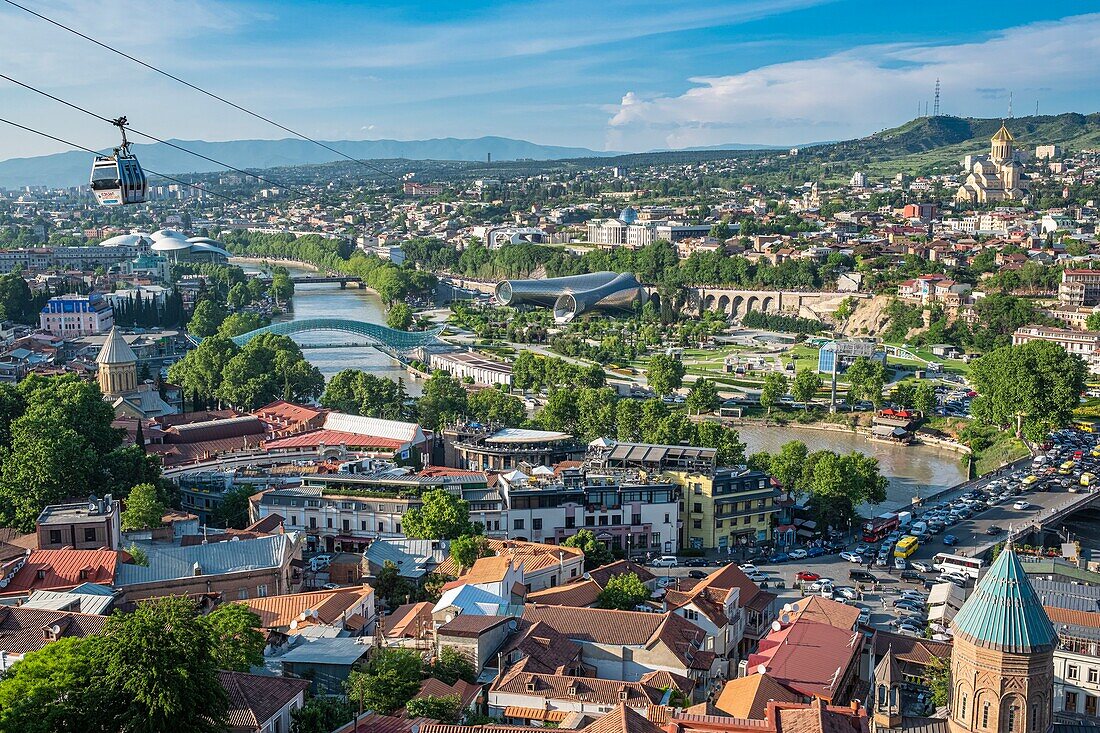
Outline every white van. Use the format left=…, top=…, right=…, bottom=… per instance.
left=652, top=556, right=678, bottom=568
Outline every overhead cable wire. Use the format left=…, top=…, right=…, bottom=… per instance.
left=1, top=0, right=402, bottom=182
left=0, top=71, right=314, bottom=198
left=0, top=115, right=251, bottom=206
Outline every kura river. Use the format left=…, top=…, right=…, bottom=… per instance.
left=234, top=258, right=968, bottom=497
left=735, top=423, right=968, bottom=512
left=233, top=259, right=423, bottom=395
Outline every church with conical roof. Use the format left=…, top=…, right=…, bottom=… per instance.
left=96, top=326, right=175, bottom=419
left=956, top=123, right=1028, bottom=204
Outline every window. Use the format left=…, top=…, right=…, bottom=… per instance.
left=1087, top=696, right=1098, bottom=718
left=1090, top=668, right=1099, bottom=684
left=585, top=516, right=595, bottom=527
left=49, top=530, right=62, bottom=545
left=632, top=513, right=641, bottom=525
left=717, top=520, right=723, bottom=528
left=83, top=528, right=97, bottom=543
left=238, top=588, right=249, bottom=600
left=378, top=521, right=384, bottom=532
left=514, top=519, right=525, bottom=530
left=342, top=520, right=350, bottom=532
left=291, top=516, right=298, bottom=526
left=570, top=568, right=577, bottom=577
left=693, top=503, right=703, bottom=513
left=1067, top=692, right=1079, bottom=712
left=982, top=702, right=990, bottom=728
left=566, top=516, right=576, bottom=529
left=598, top=516, right=608, bottom=526
left=1069, top=665, right=1080, bottom=681
left=309, top=517, right=317, bottom=529
left=361, top=521, right=367, bottom=531
left=257, top=585, right=268, bottom=597
left=1031, top=704, right=1038, bottom=732
left=664, top=513, right=670, bottom=523
left=683, top=609, right=699, bottom=621
left=533, top=518, right=543, bottom=531
left=1007, top=704, right=1019, bottom=732
left=326, top=518, right=333, bottom=528
left=611, top=515, right=621, bottom=526
left=693, top=519, right=702, bottom=529
left=395, top=522, right=400, bottom=534
left=958, top=693, right=968, bottom=719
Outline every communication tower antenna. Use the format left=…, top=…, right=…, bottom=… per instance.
left=1009, top=91, right=1014, bottom=119
left=1035, top=100, right=1039, bottom=117
left=933, top=79, right=940, bottom=117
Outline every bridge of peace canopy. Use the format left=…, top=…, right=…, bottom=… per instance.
left=219, top=318, right=444, bottom=353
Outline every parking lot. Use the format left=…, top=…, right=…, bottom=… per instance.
left=651, top=428, right=1100, bottom=640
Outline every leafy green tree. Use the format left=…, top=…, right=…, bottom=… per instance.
left=449, top=535, right=491, bottom=571
left=922, top=655, right=951, bottom=707
left=801, top=450, right=888, bottom=529
left=168, top=336, right=240, bottom=409
left=227, top=282, right=248, bottom=309
left=417, top=371, right=469, bottom=431
left=1087, top=312, right=1100, bottom=331
left=845, top=356, right=886, bottom=407
left=121, top=482, right=165, bottom=531
left=791, top=368, right=822, bottom=408
left=693, top=421, right=746, bottom=466
left=211, top=485, right=257, bottom=529
left=768, top=440, right=809, bottom=493
left=0, top=637, right=103, bottom=733
left=291, top=697, right=355, bottom=733
left=217, top=334, right=323, bottom=410
left=373, top=560, right=415, bottom=609
left=406, top=694, right=463, bottom=723
left=561, top=529, right=613, bottom=570
left=686, top=379, right=720, bottom=414
left=646, top=354, right=685, bottom=395
left=345, top=648, right=423, bottom=716
left=759, top=372, right=788, bottom=415
left=320, top=370, right=407, bottom=420
left=538, top=388, right=581, bottom=435
left=199, top=603, right=265, bottom=673
left=387, top=302, right=414, bottom=331
left=187, top=299, right=227, bottom=337
left=467, top=388, right=525, bottom=427
left=270, top=272, right=294, bottom=303
left=403, top=489, right=473, bottom=540
left=913, top=381, right=937, bottom=415
left=970, top=340, right=1088, bottom=439
left=615, top=399, right=642, bottom=442
left=0, top=273, right=34, bottom=323
left=216, top=312, right=268, bottom=338
left=428, top=647, right=477, bottom=685
left=99, top=596, right=229, bottom=733
left=0, top=383, right=25, bottom=448
left=597, top=572, right=650, bottom=610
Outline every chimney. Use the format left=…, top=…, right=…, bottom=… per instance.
left=192, top=562, right=202, bottom=577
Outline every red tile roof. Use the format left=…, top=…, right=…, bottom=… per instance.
left=416, top=677, right=482, bottom=708
left=746, top=619, right=863, bottom=702
left=0, top=550, right=119, bottom=596
left=262, top=429, right=405, bottom=451
left=0, top=606, right=107, bottom=656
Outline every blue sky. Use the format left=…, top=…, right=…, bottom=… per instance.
left=1, top=0, right=1098, bottom=159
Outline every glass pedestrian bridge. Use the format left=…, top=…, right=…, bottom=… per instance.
left=226, top=318, right=444, bottom=352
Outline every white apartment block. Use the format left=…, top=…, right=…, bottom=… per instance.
left=1054, top=638, right=1100, bottom=722
left=429, top=350, right=512, bottom=387
left=38, top=294, right=114, bottom=336
left=1012, top=326, right=1100, bottom=373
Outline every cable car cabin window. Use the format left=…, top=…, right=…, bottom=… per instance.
left=91, top=163, right=120, bottom=190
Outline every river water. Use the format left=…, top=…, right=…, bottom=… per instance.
left=735, top=423, right=968, bottom=512
left=233, top=258, right=968, bottom=498
left=233, top=259, right=423, bottom=395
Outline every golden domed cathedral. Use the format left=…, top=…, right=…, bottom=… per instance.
left=956, top=123, right=1028, bottom=204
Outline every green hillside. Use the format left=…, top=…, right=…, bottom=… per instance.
left=804, top=112, right=1100, bottom=177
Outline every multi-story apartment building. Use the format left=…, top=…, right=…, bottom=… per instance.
left=1013, top=326, right=1100, bottom=373
left=36, top=496, right=122, bottom=551
left=38, top=293, right=114, bottom=336
left=250, top=468, right=491, bottom=553
left=1060, top=269, right=1100, bottom=307
left=428, top=349, right=512, bottom=387
left=584, top=440, right=777, bottom=552
left=670, top=467, right=778, bottom=552
left=0, top=245, right=141, bottom=274
left=496, top=466, right=681, bottom=554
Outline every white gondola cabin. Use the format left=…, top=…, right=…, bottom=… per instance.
left=89, top=116, right=147, bottom=206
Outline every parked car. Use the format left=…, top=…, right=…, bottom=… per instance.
left=986, top=525, right=1005, bottom=535
left=806, top=547, right=826, bottom=558
left=746, top=572, right=769, bottom=583
left=796, top=571, right=821, bottom=582
left=849, top=569, right=877, bottom=582
left=768, top=552, right=790, bottom=563
left=1013, top=501, right=1031, bottom=510
left=652, top=556, right=678, bottom=568
left=857, top=607, right=871, bottom=625
left=687, top=570, right=707, bottom=579
left=788, top=549, right=808, bottom=560
left=894, top=600, right=925, bottom=613
left=739, top=564, right=758, bottom=573
left=910, top=560, right=935, bottom=573
left=684, top=558, right=708, bottom=567
left=900, top=570, right=925, bottom=582
left=840, top=551, right=862, bottom=563
left=943, top=534, right=959, bottom=546
left=835, top=586, right=859, bottom=600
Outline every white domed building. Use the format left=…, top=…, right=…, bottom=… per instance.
left=148, top=229, right=230, bottom=263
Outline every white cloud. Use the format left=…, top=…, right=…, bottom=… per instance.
left=606, top=13, right=1100, bottom=150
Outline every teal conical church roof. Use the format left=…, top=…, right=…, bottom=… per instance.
left=950, top=546, right=1057, bottom=654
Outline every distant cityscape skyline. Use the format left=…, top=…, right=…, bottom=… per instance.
left=0, top=0, right=1097, bottom=160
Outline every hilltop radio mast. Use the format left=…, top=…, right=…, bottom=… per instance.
left=933, top=79, right=940, bottom=117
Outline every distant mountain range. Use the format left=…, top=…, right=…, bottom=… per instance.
left=0, top=136, right=618, bottom=189
left=3, top=113, right=1098, bottom=189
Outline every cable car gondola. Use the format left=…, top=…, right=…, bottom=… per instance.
left=89, top=116, right=147, bottom=206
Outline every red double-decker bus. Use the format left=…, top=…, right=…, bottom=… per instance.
left=862, top=512, right=899, bottom=543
